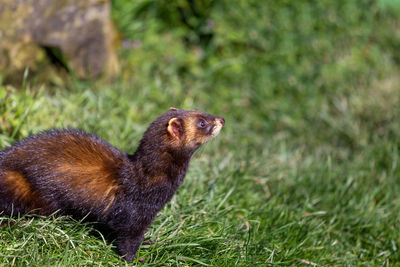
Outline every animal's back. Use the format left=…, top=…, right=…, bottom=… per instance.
left=0, top=129, right=126, bottom=217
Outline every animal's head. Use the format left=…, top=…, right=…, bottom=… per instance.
left=165, top=107, right=225, bottom=150
left=140, top=108, right=224, bottom=156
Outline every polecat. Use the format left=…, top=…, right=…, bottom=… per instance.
left=0, top=108, right=224, bottom=261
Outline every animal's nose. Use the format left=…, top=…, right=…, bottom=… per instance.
left=218, top=117, right=225, bottom=126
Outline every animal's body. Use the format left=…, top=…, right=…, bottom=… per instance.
left=0, top=108, right=224, bottom=261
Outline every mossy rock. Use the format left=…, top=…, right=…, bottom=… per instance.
left=0, top=0, right=119, bottom=83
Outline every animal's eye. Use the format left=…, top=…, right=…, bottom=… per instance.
left=198, top=120, right=206, bottom=128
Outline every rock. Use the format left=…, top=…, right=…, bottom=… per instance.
left=0, top=0, right=119, bottom=82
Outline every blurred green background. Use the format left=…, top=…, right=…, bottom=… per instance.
left=1, top=0, right=400, bottom=265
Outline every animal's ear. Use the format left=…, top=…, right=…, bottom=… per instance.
left=168, top=118, right=184, bottom=140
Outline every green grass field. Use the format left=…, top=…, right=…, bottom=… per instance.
left=1, top=1, right=400, bottom=266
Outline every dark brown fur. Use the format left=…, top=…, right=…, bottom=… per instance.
left=0, top=108, right=224, bottom=261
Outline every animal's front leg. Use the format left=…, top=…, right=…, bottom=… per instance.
left=116, top=230, right=145, bottom=262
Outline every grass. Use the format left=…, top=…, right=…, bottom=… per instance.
left=1, top=1, right=400, bottom=266
left=1, top=71, right=400, bottom=266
